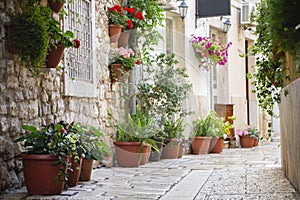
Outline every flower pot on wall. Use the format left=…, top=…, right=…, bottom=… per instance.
left=109, top=24, right=123, bottom=43
left=114, top=142, right=142, bottom=167
left=191, top=136, right=212, bottom=154
left=240, top=136, right=254, bottom=148
left=68, top=156, right=83, bottom=187
left=109, top=63, right=130, bottom=83
left=118, top=30, right=131, bottom=48
left=79, top=158, right=94, bottom=181
left=20, top=154, right=68, bottom=195
left=46, top=44, right=65, bottom=68
left=49, top=0, right=65, bottom=13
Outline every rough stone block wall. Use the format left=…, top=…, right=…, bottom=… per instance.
left=280, top=77, right=300, bottom=193
left=0, top=0, right=123, bottom=192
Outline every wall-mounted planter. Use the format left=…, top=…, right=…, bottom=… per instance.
left=49, top=0, right=65, bottom=13
left=46, top=44, right=65, bottom=68
left=109, top=24, right=123, bottom=43
left=109, top=63, right=130, bottom=83
left=118, top=30, right=131, bottom=48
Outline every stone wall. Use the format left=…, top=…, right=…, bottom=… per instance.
left=0, top=0, right=123, bottom=192
left=280, top=77, right=300, bottom=193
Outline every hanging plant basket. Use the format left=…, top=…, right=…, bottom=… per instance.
left=109, top=24, right=123, bottom=43
left=49, top=0, right=65, bottom=13
left=46, top=44, right=65, bottom=68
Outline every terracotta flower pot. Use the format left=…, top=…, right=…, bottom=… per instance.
left=118, top=30, right=131, bottom=48
left=240, top=135, right=254, bottom=148
left=178, top=143, right=184, bottom=158
left=191, top=136, right=212, bottom=154
left=140, top=144, right=151, bottom=165
left=110, top=63, right=130, bottom=83
left=49, top=0, right=65, bottom=13
left=46, top=44, right=65, bottom=68
left=79, top=158, right=94, bottom=181
left=114, top=142, right=142, bottom=167
left=253, top=138, right=259, bottom=146
left=68, top=156, right=83, bottom=187
left=210, top=137, right=224, bottom=153
left=109, top=24, right=123, bottom=43
left=149, top=143, right=163, bottom=162
left=20, top=154, right=68, bottom=195
left=161, top=138, right=180, bottom=159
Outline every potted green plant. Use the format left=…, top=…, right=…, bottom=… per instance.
left=14, top=121, right=80, bottom=195
left=113, top=107, right=158, bottom=167
left=9, top=3, right=51, bottom=77
left=160, top=118, right=184, bottom=159
left=47, top=16, right=80, bottom=68
left=73, top=123, right=111, bottom=181
left=191, top=111, right=219, bottom=154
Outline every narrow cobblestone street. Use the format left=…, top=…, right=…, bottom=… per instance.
left=1, top=141, right=299, bottom=200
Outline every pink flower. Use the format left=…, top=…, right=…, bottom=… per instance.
left=244, top=130, right=249, bottom=135
left=128, top=48, right=135, bottom=56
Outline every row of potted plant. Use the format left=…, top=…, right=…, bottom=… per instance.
left=15, top=121, right=110, bottom=195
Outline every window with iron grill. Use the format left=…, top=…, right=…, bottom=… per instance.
left=64, top=0, right=92, bottom=81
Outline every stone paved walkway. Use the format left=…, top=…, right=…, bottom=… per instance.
left=1, top=142, right=300, bottom=200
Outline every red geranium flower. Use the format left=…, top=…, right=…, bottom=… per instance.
left=126, top=20, right=133, bottom=29
left=135, top=12, right=144, bottom=20
left=73, top=39, right=80, bottom=48
left=135, top=60, right=141, bottom=65
left=128, top=8, right=135, bottom=14
left=114, top=5, right=122, bottom=12
left=61, top=128, right=67, bottom=133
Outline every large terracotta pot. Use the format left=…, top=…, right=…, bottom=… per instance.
left=253, top=138, right=259, bottom=147
left=140, top=144, right=151, bottom=165
left=178, top=143, right=184, bottom=158
left=109, top=24, right=123, bottom=43
left=210, top=137, right=224, bottom=153
left=68, top=156, right=83, bottom=187
left=149, top=142, right=163, bottom=162
left=20, top=154, right=68, bottom=195
left=161, top=138, right=180, bottom=159
left=191, top=136, right=212, bottom=154
left=118, top=30, right=131, bottom=48
left=79, top=158, right=94, bottom=181
left=46, top=44, right=65, bottom=68
left=114, top=142, right=142, bottom=167
left=240, top=135, right=254, bottom=148
left=49, top=0, right=65, bottom=13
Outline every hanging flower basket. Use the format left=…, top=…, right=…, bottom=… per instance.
left=191, top=35, right=232, bottom=70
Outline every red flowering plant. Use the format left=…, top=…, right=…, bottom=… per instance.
left=191, top=35, right=232, bottom=70
left=107, top=5, right=128, bottom=26
left=123, top=5, right=145, bottom=30
left=110, top=47, right=140, bottom=70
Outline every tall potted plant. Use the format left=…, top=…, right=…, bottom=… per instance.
left=14, top=121, right=81, bottom=195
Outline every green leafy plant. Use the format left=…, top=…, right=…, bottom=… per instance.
left=107, top=5, right=128, bottom=26
left=137, top=53, right=192, bottom=126
left=15, top=121, right=81, bottom=181
left=10, top=3, right=51, bottom=76
left=73, top=123, right=111, bottom=161
left=113, top=107, right=159, bottom=152
left=192, top=111, right=233, bottom=138
left=246, top=0, right=291, bottom=133
left=162, top=118, right=185, bottom=140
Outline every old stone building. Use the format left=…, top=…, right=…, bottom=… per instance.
left=0, top=0, right=123, bottom=192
